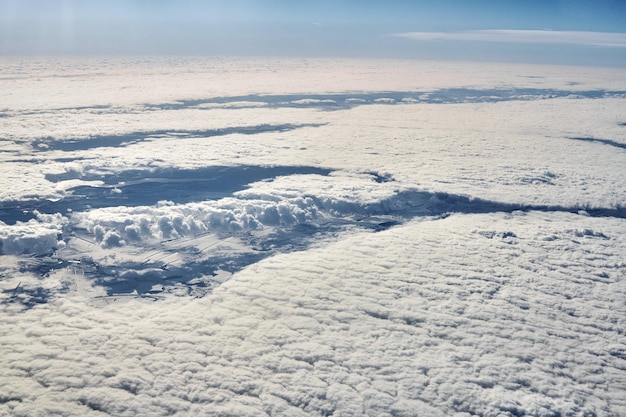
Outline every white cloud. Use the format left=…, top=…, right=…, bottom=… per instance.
left=0, top=212, right=67, bottom=256
left=1, top=57, right=626, bottom=416
left=392, top=30, right=626, bottom=48
left=1, top=212, right=626, bottom=416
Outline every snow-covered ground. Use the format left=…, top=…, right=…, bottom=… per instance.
left=1, top=57, right=625, bottom=416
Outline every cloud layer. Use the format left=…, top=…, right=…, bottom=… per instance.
left=1, top=57, right=626, bottom=416
left=1, top=211, right=625, bottom=416
left=393, top=30, right=626, bottom=48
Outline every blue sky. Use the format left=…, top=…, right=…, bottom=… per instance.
left=1, top=0, right=625, bottom=66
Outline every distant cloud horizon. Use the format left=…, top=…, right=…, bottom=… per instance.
left=392, top=30, right=626, bottom=48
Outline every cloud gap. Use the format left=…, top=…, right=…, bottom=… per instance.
left=3, top=173, right=625, bottom=305
left=0, top=165, right=334, bottom=224
left=2, top=285, right=57, bottom=309
left=142, top=88, right=626, bottom=112
left=33, top=124, right=325, bottom=152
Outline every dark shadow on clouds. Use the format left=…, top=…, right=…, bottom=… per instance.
left=567, top=137, right=626, bottom=151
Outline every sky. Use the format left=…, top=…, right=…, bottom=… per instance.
left=1, top=1, right=626, bottom=64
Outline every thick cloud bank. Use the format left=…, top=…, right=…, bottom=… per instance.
left=1, top=212, right=625, bottom=416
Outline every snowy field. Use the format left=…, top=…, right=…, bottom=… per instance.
left=1, top=57, right=625, bottom=416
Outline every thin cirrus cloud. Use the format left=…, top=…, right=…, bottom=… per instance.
left=392, top=30, right=626, bottom=48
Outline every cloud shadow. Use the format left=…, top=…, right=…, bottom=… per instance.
left=567, top=136, right=626, bottom=151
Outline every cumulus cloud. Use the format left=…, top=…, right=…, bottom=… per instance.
left=69, top=171, right=404, bottom=250
left=0, top=212, right=67, bottom=255
left=392, top=30, right=626, bottom=47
